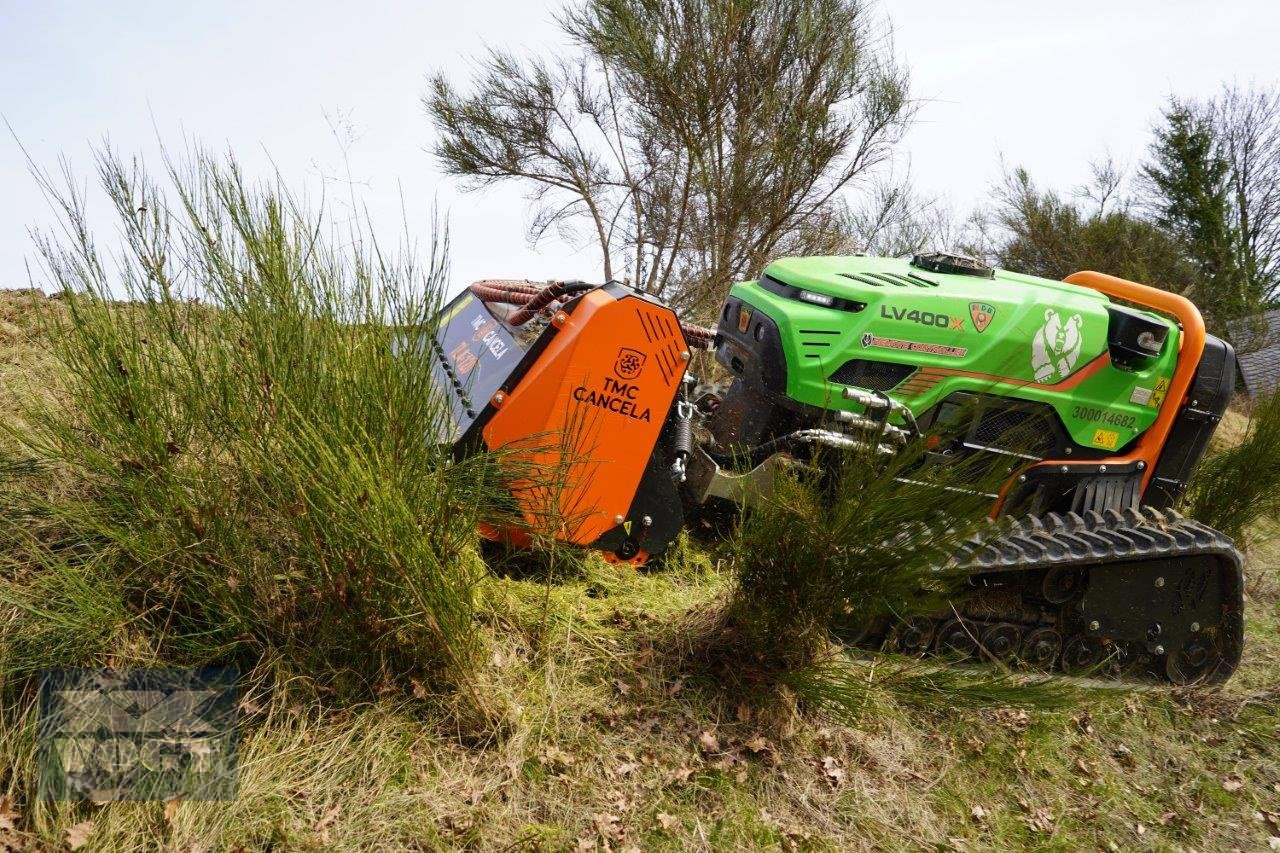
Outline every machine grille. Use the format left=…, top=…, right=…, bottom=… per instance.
left=828, top=359, right=915, bottom=391
left=837, top=272, right=938, bottom=288
left=969, top=405, right=1057, bottom=456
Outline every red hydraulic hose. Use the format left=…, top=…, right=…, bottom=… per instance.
left=467, top=279, right=718, bottom=348
left=679, top=322, right=717, bottom=349
left=505, top=281, right=567, bottom=326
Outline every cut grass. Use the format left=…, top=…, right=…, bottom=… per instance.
left=1, top=435, right=1275, bottom=851
left=4, top=549, right=1272, bottom=850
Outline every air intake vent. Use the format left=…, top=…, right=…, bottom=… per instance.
left=838, top=273, right=884, bottom=287
left=969, top=404, right=1057, bottom=457
left=828, top=359, right=915, bottom=391
left=837, top=272, right=937, bottom=288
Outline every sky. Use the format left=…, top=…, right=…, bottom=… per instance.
left=2, top=0, right=1278, bottom=296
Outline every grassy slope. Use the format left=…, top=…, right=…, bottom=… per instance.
left=1, top=289, right=1277, bottom=852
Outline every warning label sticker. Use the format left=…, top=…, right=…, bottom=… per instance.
left=1091, top=428, right=1119, bottom=450
left=1148, top=377, right=1170, bottom=409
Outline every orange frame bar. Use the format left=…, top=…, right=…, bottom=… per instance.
left=1031, top=270, right=1206, bottom=494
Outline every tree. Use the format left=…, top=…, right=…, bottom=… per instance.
left=985, top=166, right=1199, bottom=304
left=1212, top=82, right=1280, bottom=302
left=840, top=175, right=969, bottom=258
left=426, top=0, right=912, bottom=317
left=1140, top=99, right=1253, bottom=325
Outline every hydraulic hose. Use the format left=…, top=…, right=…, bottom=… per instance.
left=466, top=279, right=718, bottom=348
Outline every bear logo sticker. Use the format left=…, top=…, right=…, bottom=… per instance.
left=614, top=347, right=646, bottom=380
left=1030, top=309, right=1083, bottom=382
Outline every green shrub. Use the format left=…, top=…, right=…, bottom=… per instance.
left=1, top=148, right=509, bottom=701
left=1187, top=389, right=1280, bottom=546
left=719, top=427, right=1073, bottom=716
left=726, top=437, right=1011, bottom=670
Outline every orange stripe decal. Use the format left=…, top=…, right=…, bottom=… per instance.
left=894, top=351, right=1110, bottom=396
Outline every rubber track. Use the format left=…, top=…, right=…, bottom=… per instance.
left=919, top=507, right=1244, bottom=684
left=955, top=507, right=1243, bottom=578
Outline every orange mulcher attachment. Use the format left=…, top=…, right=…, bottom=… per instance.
left=427, top=279, right=711, bottom=563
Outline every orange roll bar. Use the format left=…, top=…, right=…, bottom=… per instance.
left=1049, top=271, right=1206, bottom=493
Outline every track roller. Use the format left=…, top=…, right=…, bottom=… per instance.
left=1061, top=635, right=1105, bottom=673
left=1040, top=566, right=1082, bottom=604
left=936, top=618, right=979, bottom=658
left=894, top=616, right=935, bottom=656
left=980, top=623, right=1022, bottom=662
left=1165, top=633, right=1228, bottom=685
left=1019, top=627, right=1062, bottom=669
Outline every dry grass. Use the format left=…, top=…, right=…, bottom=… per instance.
left=0, top=290, right=64, bottom=458
left=0, top=289, right=1278, bottom=851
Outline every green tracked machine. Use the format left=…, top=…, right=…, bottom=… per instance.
left=433, top=253, right=1244, bottom=685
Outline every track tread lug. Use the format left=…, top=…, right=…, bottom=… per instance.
left=944, top=505, right=1246, bottom=686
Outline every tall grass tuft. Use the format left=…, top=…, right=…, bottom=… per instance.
left=1187, top=389, right=1280, bottom=546
left=721, top=430, right=1070, bottom=713
left=726, top=437, right=1011, bottom=669
left=1, top=148, right=509, bottom=704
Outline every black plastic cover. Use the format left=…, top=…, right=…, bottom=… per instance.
left=910, top=252, right=994, bottom=278
left=418, top=290, right=526, bottom=443
left=1144, top=334, right=1237, bottom=509
left=1106, top=305, right=1169, bottom=368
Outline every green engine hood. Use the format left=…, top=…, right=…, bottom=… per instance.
left=725, top=255, right=1181, bottom=452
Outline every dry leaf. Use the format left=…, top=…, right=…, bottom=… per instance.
left=656, top=812, right=678, bottom=831
left=970, top=804, right=989, bottom=823
left=0, top=795, right=18, bottom=833
left=745, top=735, right=770, bottom=753
left=736, top=702, right=752, bottom=723
left=993, top=708, right=1030, bottom=733
left=164, top=795, right=183, bottom=825
left=698, top=731, right=720, bottom=753
left=1135, top=823, right=1145, bottom=836
left=668, top=765, right=694, bottom=784
left=821, top=756, right=845, bottom=787
left=65, top=820, right=95, bottom=850
left=612, top=679, right=632, bottom=697
left=1267, top=837, right=1280, bottom=851
left=613, top=762, right=640, bottom=777
left=1222, top=774, right=1244, bottom=792
left=592, top=812, right=624, bottom=841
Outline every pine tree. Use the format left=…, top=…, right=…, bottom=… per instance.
left=1141, top=100, right=1253, bottom=327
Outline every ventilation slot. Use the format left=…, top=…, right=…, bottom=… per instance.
left=828, top=359, right=915, bottom=391
left=867, top=273, right=909, bottom=287
left=837, top=273, right=884, bottom=287
left=969, top=406, right=1057, bottom=457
